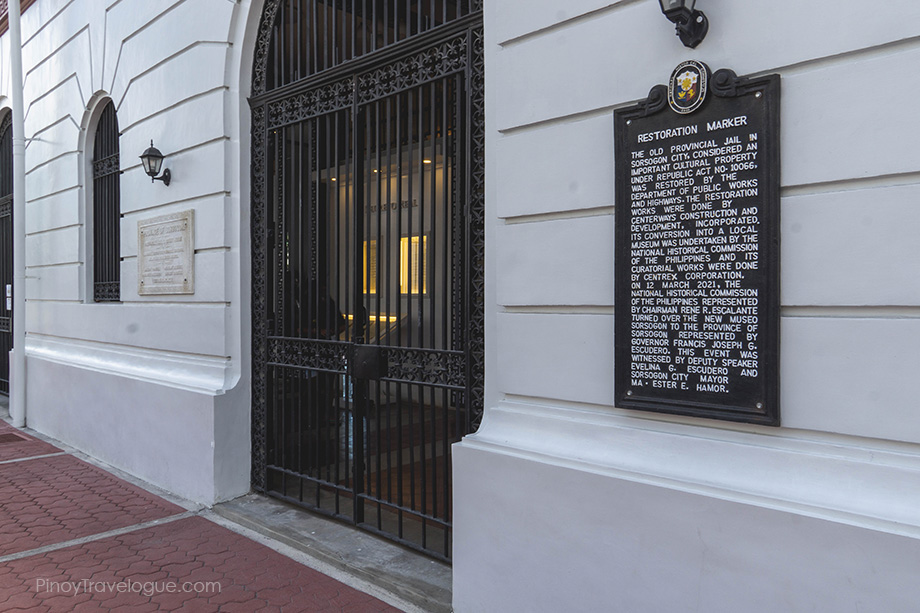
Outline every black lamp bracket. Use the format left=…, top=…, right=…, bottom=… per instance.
left=674, top=9, right=708, bottom=49
left=151, top=168, right=171, bottom=186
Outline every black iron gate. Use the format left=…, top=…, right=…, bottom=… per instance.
left=250, top=1, right=483, bottom=560
left=0, top=114, right=13, bottom=393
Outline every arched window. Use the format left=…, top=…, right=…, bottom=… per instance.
left=0, top=113, right=13, bottom=392
left=92, top=101, right=120, bottom=302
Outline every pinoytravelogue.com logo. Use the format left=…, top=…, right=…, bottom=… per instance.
left=35, top=578, right=222, bottom=598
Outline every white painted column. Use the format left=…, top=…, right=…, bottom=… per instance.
left=9, top=0, right=26, bottom=427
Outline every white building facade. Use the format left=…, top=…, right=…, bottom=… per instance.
left=3, top=0, right=920, bottom=610
left=3, top=0, right=485, bottom=561
left=1, top=0, right=263, bottom=503
left=454, top=1, right=920, bottom=611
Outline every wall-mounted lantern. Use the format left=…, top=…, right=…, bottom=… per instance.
left=659, top=0, right=708, bottom=49
left=140, top=140, right=171, bottom=185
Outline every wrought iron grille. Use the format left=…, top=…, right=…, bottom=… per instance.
left=0, top=113, right=12, bottom=393
left=93, top=101, right=121, bottom=303
left=258, top=0, right=477, bottom=94
left=251, top=0, right=483, bottom=561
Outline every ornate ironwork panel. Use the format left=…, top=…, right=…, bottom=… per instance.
left=356, top=33, right=468, bottom=103
left=267, top=337, right=350, bottom=373
left=267, top=78, right=354, bottom=130
left=92, top=153, right=120, bottom=179
left=254, top=0, right=478, bottom=96
left=251, top=0, right=483, bottom=561
left=251, top=103, right=269, bottom=490
left=381, top=347, right=466, bottom=389
left=467, top=24, right=484, bottom=428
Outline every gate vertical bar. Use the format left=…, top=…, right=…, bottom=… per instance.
left=352, top=74, right=367, bottom=526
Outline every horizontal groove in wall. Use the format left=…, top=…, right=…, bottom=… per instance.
left=26, top=185, right=80, bottom=204
left=493, top=173, right=918, bottom=225
left=27, top=115, right=77, bottom=143
left=497, top=105, right=618, bottom=136
left=499, top=0, right=641, bottom=47
left=119, top=86, right=229, bottom=134
left=24, top=73, right=82, bottom=124
left=774, top=34, right=920, bottom=79
left=26, top=300, right=229, bottom=309
left=502, top=205, right=614, bottom=225
left=25, top=261, right=80, bottom=270
left=502, top=306, right=614, bottom=315
left=25, top=262, right=81, bottom=270
left=120, top=300, right=231, bottom=307
left=23, top=23, right=88, bottom=82
left=25, top=150, right=78, bottom=175
left=22, top=0, right=75, bottom=46
left=25, top=299, right=82, bottom=304
left=26, top=182, right=82, bottom=203
left=121, top=191, right=230, bottom=217
left=782, top=306, right=920, bottom=319
left=120, top=136, right=229, bottom=174
left=498, top=306, right=920, bottom=318
left=782, top=172, right=920, bottom=198
left=497, top=35, right=920, bottom=135
left=115, top=41, right=230, bottom=114
left=118, top=0, right=192, bottom=48
left=26, top=223, right=80, bottom=238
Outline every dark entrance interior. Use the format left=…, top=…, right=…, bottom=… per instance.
left=250, top=0, right=483, bottom=560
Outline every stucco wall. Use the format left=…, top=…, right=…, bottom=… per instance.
left=0, top=0, right=262, bottom=503
left=455, top=0, right=920, bottom=610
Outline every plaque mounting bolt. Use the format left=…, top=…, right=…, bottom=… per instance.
left=626, top=390, right=633, bottom=396
left=756, top=402, right=763, bottom=409
left=756, top=92, right=762, bottom=98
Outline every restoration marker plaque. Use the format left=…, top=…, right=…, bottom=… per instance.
left=614, top=62, right=780, bottom=425
left=138, top=210, right=195, bottom=295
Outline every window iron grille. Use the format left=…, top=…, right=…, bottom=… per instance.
left=0, top=113, right=12, bottom=392
left=92, top=101, right=121, bottom=303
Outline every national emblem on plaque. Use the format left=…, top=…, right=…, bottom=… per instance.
left=668, top=59, right=708, bottom=114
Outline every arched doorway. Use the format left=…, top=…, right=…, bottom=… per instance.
left=249, top=0, right=483, bottom=560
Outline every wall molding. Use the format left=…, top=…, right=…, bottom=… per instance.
left=26, top=334, right=229, bottom=395
left=466, top=398, right=920, bottom=538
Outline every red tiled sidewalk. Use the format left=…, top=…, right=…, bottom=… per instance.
left=0, top=516, right=400, bottom=612
left=0, top=454, right=185, bottom=556
left=0, top=422, right=404, bottom=611
left=0, top=425, right=61, bottom=462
